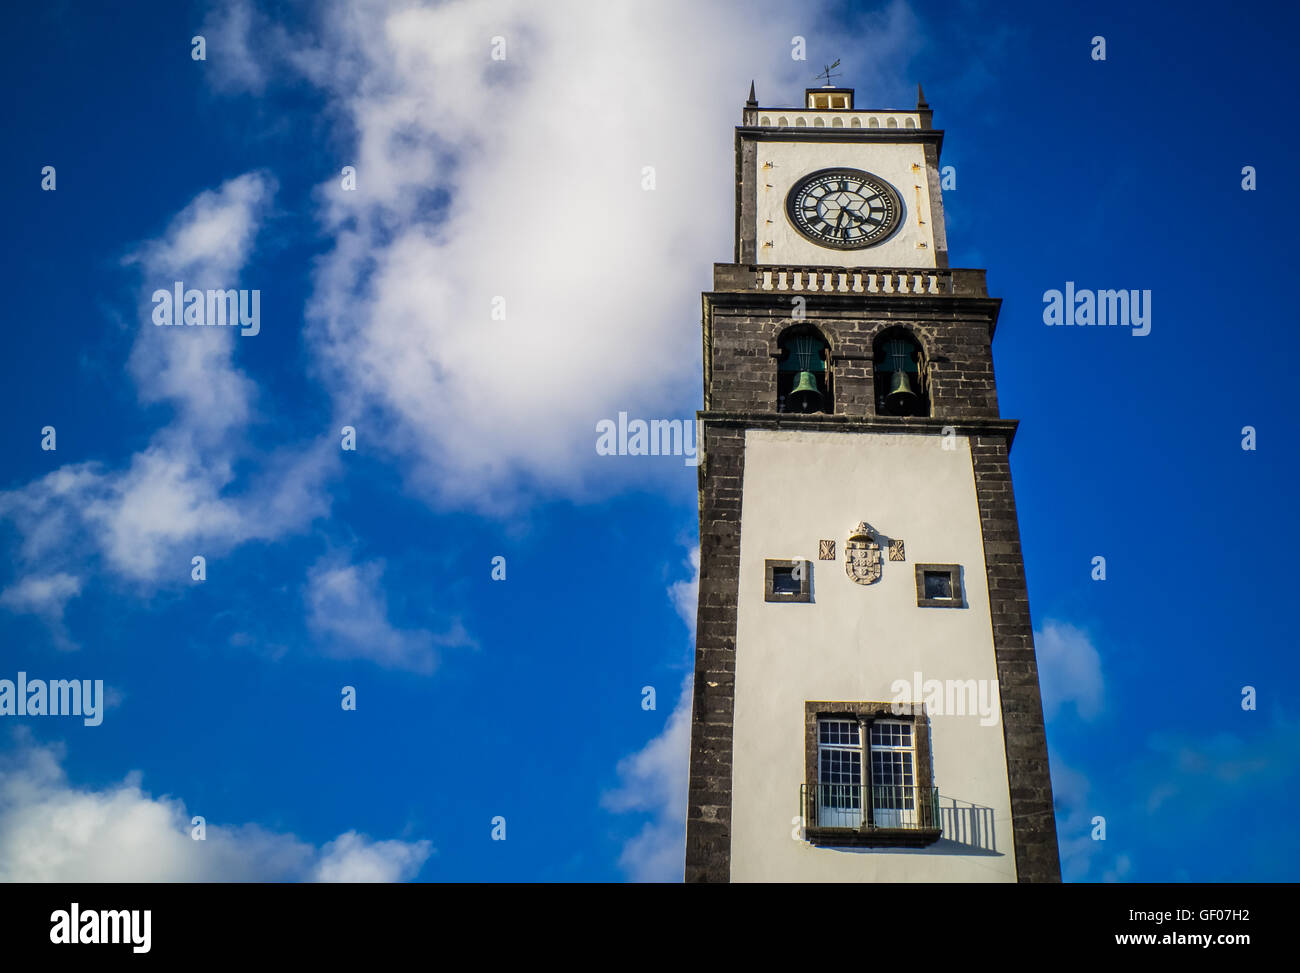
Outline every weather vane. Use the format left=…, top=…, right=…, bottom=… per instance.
left=815, top=59, right=842, bottom=86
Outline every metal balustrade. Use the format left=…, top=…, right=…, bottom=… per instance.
left=800, top=782, right=941, bottom=832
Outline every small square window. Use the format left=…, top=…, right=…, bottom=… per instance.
left=923, top=571, right=952, bottom=600
left=915, top=564, right=964, bottom=608
left=765, top=559, right=811, bottom=603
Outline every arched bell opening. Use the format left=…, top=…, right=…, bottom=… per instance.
left=776, top=326, right=833, bottom=414
left=873, top=329, right=930, bottom=417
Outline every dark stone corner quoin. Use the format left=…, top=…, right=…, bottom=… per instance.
left=684, top=84, right=1061, bottom=884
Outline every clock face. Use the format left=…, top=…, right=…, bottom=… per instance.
left=786, top=168, right=903, bottom=250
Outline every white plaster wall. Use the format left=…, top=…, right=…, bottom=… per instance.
left=729, top=428, right=1017, bottom=882
left=756, top=141, right=936, bottom=268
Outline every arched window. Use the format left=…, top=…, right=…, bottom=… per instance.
left=873, top=330, right=929, bottom=417
left=777, top=327, right=832, bottom=414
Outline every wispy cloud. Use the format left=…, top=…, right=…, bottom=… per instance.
left=1141, top=713, right=1300, bottom=815
left=0, top=173, right=337, bottom=646
left=668, top=546, right=700, bottom=637
left=304, top=554, right=474, bottom=673
left=1049, top=750, right=1133, bottom=882
left=1036, top=620, right=1105, bottom=721
left=602, top=676, right=692, bottom=882
left=200, top=0, right=278, bottom=95
left=0, top=573, right=82, bottom=650
left=123, top=170, right=274, bottom=438
left=601, top=544, right=702, bottom=881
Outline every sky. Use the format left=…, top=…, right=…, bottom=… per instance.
left=0, top=0, right=1296, bottom=882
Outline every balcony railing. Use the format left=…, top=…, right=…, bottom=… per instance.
left=800, top=783, right=942, bottom=846
left=708, top=263, right=988, bottom=296
left=757, top=267, right=951, bottom=295
left=743, top=110, right=924, bottom=130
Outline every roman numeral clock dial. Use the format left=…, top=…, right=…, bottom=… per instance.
left=785, top=168, right=903, bottom=250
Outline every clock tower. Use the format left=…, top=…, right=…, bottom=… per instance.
left=685, top=84, right=1061, bottom=882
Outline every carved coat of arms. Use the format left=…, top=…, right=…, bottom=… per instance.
left=845, top=522, right=882, bottom=585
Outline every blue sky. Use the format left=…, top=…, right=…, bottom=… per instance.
left=0, top=0, right=1296, bottom=882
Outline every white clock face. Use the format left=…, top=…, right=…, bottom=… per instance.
left=786, top=168, right=903, bottom=250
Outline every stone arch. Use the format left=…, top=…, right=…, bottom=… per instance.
left=775, top=323, right=834, bottom=414
left=871, top=326, right=930, bottom=417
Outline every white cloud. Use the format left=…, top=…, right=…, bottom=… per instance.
left=305, top=555, right=473, bottom=673
left=92, top=442, right=333, bottom=581
left=0, top=572, right=82, bottom=611
left=668, top=546, right=700, bottom=636
left=0, top=573, right=81, bottom=616
left=200, top=0, right=276, bottom=95
left=0, top=573, right=82, bottom=650
left=602, top=675, right=693, bottom=882
left=124, top=171, right=274, bottom=439
left=0, top=440, right=334, bottom=588
left=602, top=545, right=700, bottom=881
left=313, top=831, right=433, bottom=882
left=0, top=465, right=104, bottom=567
left=1036, top=620, right=1104, bottom=721
left=0, top=733, right=431, bottom=882
left=219, top=0, right=923, bottom=510
left=0, top=173, right=336, bottom=603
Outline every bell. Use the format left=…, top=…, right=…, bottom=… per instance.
left=788, top=370, right=823, bottom=412
left=884, top=370, right=919, bottom=415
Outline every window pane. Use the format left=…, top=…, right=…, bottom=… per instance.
left=772, top=568, right=798, bottom=594
left=820, top=748, right=862, bottom=809
left=818, top=719, right=864, bottom=820
left=819, top=719, right=859, bottom=745
left=871, top=751, right=915, bottom=809
left=924, top=571, right=953, bottom=599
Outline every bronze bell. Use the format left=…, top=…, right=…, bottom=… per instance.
left=788, top=371, right=823, bottom=413
left=884, top=370, right=919, bottom=415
